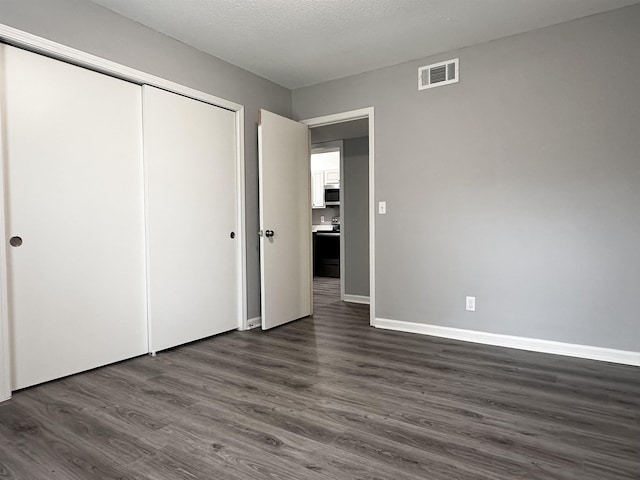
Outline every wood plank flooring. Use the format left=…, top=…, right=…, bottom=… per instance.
left=313, top=276, right=342, bottom=309
left=1, top=278, right=638, bottom=479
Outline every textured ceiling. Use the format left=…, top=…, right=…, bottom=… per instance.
left=89, top=0, right=639, bottom=89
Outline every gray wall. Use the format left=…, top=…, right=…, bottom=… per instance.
left=343, top=137, right=370, bottom=297
left=293, top=4, right=640, bottom=351
left=0, top=0, right=292, bottom=319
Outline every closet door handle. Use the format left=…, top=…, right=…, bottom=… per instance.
left=9, top=236, right=23, bottom=247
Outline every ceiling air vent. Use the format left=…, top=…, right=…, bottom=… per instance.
left=418, top=58, right=459, bottom=90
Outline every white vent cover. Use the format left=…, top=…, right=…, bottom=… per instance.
left=418, top=58, right=459, bottom=90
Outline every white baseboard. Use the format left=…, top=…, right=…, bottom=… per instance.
left=343, top=294, right=370, bottom=305
left=374, top=318, right=640, bottom=366
left=243, top=316, right=261, bottom=330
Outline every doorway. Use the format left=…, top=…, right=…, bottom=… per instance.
left=256, top=107, right=374, bottom=330
left=302, top=108, right=375, bottom=325
left=310, top=141, right=342, bottom=310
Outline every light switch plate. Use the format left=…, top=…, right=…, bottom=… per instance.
left=378, top=201, right=387, bottom=214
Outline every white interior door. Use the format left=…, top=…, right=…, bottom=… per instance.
left=143, top=86, right=238, bottom=352
left=3, top=45, right=147, bottom=390
left=258, top=110, right=312, bottom=329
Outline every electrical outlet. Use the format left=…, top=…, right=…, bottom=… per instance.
left=466, top=296, right=476, bottom=311
left=320, top=216, right=325, bottom=223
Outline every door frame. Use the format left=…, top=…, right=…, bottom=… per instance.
left=301, top=108, right=375, bottom=326
left=0, top=24, right=248, bottom=401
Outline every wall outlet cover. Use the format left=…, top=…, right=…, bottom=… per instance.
left=466, top=296, right=476, bottom=311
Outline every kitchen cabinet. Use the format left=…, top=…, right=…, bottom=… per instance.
left=312, top=171, right=325, bottom=208
left=324, top=168, right=340, bottom=185
left=311, top=150, right=339, bottom=208
left=313, top=232, right=340, bottom=277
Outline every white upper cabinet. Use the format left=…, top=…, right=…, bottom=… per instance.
left=311, top=149, right=340, bottom=208
left=324, top=168, right=340, bottom=185
left=312, top=171, right=326, bottom=208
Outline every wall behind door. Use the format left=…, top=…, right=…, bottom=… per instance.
left=0, top=0, right=292, bottom=321
left=343, top=136, right=370, bottom=297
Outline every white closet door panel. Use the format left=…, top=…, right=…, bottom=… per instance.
left=143, top=86, right=238, bottom=352
left=3, top=46, right=147, bottom=389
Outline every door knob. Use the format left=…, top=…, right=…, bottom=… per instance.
left=9, top=236, right=22, bottom=247
left=265, top=230, right=275, bottom=238
left=230, top=232, right=235, bottom=239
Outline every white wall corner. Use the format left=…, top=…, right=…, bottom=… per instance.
left=373, top=318, right=640, bottom=367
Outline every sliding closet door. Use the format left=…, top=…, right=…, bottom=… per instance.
left=2, top=45, right=147, bottom=389
left=143, top=86, right=238, bottom=352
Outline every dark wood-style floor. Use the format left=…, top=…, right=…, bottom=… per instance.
left=1, top=279, right=639, bottom=480
left=312, top=276, right=342, bottom=309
